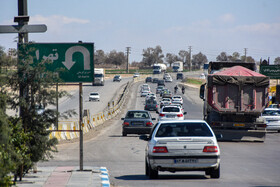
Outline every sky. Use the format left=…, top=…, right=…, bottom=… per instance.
left=1, top=0, right=280, bottom=63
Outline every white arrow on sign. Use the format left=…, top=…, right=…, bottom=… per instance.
left=62, top=46, right=90, bottom=70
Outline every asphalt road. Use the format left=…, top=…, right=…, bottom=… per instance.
left=39, top=73, right=280, bottom=187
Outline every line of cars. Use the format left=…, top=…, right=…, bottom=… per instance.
left=121, top=76, right=221, bottom=179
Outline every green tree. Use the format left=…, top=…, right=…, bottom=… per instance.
left=165, top=53, right=180, bottom=67
left=94, top=50, right=106, bottom=66
left=216, top=52, right=228, bottom=61
left=5, top=46, right=65, bottom=180
left=274, top=57, right=280, bottom=65
left=192, top=52, right=208, bottom=70
left=178, top=50, right=190, bottom=68
left=142, top=46, right=164, bottom=67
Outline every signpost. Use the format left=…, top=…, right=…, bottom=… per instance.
left=20, top=43, right=94, bottom=82
left=0, top=24, right=47, bottom=33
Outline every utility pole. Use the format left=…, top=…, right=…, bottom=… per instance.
left=126, top=47, right=131, bottom=73
left=188, top=46, right=192, bottom=71
left=244, top=48, right=247, bottom=62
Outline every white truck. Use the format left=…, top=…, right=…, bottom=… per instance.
left=172, top=61, right=183, bottom=72
left=93, top=68, right=105, bottom=86
left=153, top=63, right=167, bottom=74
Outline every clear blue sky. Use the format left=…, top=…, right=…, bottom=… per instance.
left=1, top=0, right=280, bottom=63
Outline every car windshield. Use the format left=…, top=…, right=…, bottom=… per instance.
left=90, top=93, right=98, bottom=96
left=155, top=123, right=213, bottom=137
left=162, top=107, right=180, bottom=112
left=95, top=74, right=103, bottom=77
left=147, top=100, right=157, bottom=104
left=125, top=111, right=149, bottom=119
left=114, top=75, right=120, bottom=78
left=263, top=110, right=280, bottom=116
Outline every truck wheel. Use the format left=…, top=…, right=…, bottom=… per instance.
left=148, top=164, right=158, bottom=179
left=210, top=165, right=220, bottom=178
left=122, top=132, right=127, bottom=136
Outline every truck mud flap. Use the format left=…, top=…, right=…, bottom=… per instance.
left=213, top=129, right=266, bottom=142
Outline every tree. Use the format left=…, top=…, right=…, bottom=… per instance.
left=4, top=46, right=71, bottom=180
left=142, top=46, right=164, bottom=67
left=192, top=52, right=208, bottom=70
left=274, top=57, right=280, bottom=65
left=94, top=50, right=106, bottom=66
left=241, top=55, right=255, bottom=63
left=216, top=52, right=228, bottom=61
left=165, top=53, right=180, bottom=67
left=105, top=50, right=126, bottom=68
left=178, top=50, right=190, bottom=68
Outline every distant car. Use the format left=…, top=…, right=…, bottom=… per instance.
left=261, top=108, right=280, bottom=132
left=146, top=93, right=156, bottom=101
left=165, top=76, right=172, bottom=82
left=113, top=75, right=122, bottom=82
left=160, top=88, right=169, bottom=97
left=145, top=99, right=158, bottom=112
left=199, top=73, right=206, bottom=79
left=158, top=105, right=186, bottom=121
left=157, top=80, right=165, bottom=86
left=133, top=73, right=140, bottom=78
left=121, top=110, right=156, bottom=136
left=89, top=92, right=100, bottom=101
left=176, top=73, right=184, bottom=80
left=163, top=73, right=170, bottom=80
left=141, top=84, right=150, bottom=92
left=156, top=86, right=164, bottom=94
left=267, top=104, right=279, bottom=108
left=143, top=120, right=221, bottom=179
left=145, top=77, right=153, bottom=83
left=160, top=98, right=172, bottom=108
left=162, top=90, right=172, bottom=98
left=141, top=90, right=151, bottom=97
left=172, top=95, right=183, bottom=105
left=152, top=78, right=159, bottom=83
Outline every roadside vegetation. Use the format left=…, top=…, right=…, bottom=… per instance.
left=0, top=46, right=71, bottom=185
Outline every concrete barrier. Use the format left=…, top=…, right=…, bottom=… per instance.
left=49, top=80, right=135, bottom=141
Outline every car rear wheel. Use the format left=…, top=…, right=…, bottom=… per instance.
left=145, top=159, right=149, bottom=176
left=148, top=164, right=158, bottom=179
left=209, top=165, right=220, bottom=178
left=122, top=132, right=127, bottom=136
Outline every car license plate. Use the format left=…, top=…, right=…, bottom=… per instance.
left=166, top=115, right=175, bottom=118
left=174, top=159, right=197, bottom=164
left=234, top=123, right=245, bottom=127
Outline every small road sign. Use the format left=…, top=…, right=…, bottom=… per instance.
left=0, top=24, right=47, bottom=33
left=19, top=43, right=94, bottom=82
left=260, top=65, right=280, bottom=79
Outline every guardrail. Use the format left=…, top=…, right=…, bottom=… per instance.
left=49, top=76, right=145, bottom=141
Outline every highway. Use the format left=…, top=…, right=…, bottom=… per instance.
left=39, top=72, right=280, bottom=187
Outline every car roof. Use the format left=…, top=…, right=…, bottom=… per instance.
left=264, top=108, right=280, bottom=111
left=90, top=92, right=99, bottom=94
left=158, top=119, right=207, bottom=124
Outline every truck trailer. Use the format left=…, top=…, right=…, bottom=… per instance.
left=200, top=61, right=269, bottom=142
left=153, top=63, right=167, bottom=74
left=172, top=61, right=183, bottom=72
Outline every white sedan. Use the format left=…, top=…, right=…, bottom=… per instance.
left=89, top=92, right=100, bottom=101
left=172, top=95, right=183, bottom=105
left=261, top=108, right=280, bottom=132
left=157, top=105, right=186, bottom=121
left=143, top=120, right=221, bottom=179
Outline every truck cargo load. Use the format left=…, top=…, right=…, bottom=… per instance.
left=200, top=62, right=269, bottom=142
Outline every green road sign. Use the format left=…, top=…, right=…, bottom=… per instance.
left=20, top=43, right=94, bottom=82
left=260, top=65, right=280, bottom=79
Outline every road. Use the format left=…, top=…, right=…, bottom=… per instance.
left=39, top=73, right=280, bottom=187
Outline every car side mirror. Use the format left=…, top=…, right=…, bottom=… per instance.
left=156, top=111, right=159, bottom=114
left=139, top=134, right=149, bottom=141
left=121, top=118, right=124, bottom=120
left=200, top=84, right=206, bottom=101
left=184, top=112, right=187, bottom=115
